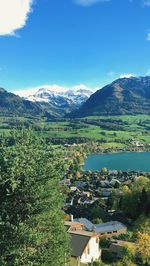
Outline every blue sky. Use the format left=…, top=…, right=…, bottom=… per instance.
left=0, top=0, right=150, bottom=91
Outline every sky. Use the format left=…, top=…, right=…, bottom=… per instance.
left=0, top=0, right=150, bottom=92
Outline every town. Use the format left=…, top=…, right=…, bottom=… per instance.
left=61, top=159, right=150, bottom=265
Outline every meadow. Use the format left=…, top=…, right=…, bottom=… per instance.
left=0, top=114, right=150, bottom=147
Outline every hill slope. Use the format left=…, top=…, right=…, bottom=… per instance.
left=0, top=88, right=48, bottom=118
left=69, top=76, right=150, bottom=117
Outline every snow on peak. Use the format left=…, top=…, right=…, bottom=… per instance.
left=14, top=84, right=95, bottom=106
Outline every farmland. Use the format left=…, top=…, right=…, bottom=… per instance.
left=0, top=114, right=150, bottom=148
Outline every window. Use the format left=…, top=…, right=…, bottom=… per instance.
left=88, top=248, right=90, bottom=255
left=113, top=231, right=117, bottom=233
left=96, top=238, right=99, bottom=244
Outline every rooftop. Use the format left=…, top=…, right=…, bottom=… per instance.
left=69, top=233, right=90, bottom=257
left=69, top=230, right=98, bottom=258
left=94, top=221, right=126, bottom=234
left=74, top=218, right=94, bottom=231
left=64, top=221, right=83, bottom=227
left=69, top=230, right=97, bottom=237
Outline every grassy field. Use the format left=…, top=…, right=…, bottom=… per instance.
left=0, top=114, right=150, bottom=146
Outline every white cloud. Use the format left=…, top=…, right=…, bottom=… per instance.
left=74, top=0, right=110, bottom=7
left=0, top=0, right=33, bottom=36
left=107, top=71, right=118, bottom=78
left=14, top=84, right=96, bottom=97
left=119, top=73, right=136, bottom=78
left=145, top=69, right=150, bottom=75
left=107, top=71, right=136, bottom=79
left=72, top=84, right=92, bottom=91
left=143, top=0, right=150, bottom=6
left=74, top=0, right=150, bottom=7
left=146, top=32, right=150, bottom=41
left=14, top=85, right=68, bottom=97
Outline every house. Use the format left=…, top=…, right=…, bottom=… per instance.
left=131, top=140, right=144, bottom=147
left=108, top=170, right=118, bottom=175
left=78, top=197, right=95, bottom=205
left=70, top=186, right=77, bottom=192
left=74, top=181, right=85, bottom=189
left=65, top=197, right=74, bottom=206
left=82, top=191, right=90, bottom=197
left=75, top=218, right=127, bottom=237
left=109, top=240, right=135, bottom=258
left=101, top=190, right=111, bottom=197
left=110, top=179, right=121, bottom=187
left=64, top=221, right=84, bottom=232
left=74, top=218, right=95, bottom=231
left=94, top=221, right=127, bottom=237
left=69, top=230, right=101, bottom=264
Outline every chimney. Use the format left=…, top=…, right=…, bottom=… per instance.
left=70, top=214, right=74, bottom=222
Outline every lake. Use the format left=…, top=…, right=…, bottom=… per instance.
left=84, top=152, right=150, bottom=172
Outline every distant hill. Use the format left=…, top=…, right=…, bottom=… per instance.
left=69, top=76, right=150, bottom=117
left=0, top=88, right=48, bottom=118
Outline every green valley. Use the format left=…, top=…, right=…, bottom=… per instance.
left=1, top=114, right=150, bottom=149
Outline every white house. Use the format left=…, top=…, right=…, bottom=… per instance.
left=69, top=230, right=101, bottom=264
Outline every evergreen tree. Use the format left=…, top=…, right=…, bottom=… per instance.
left=0, top=131, right=69, bottom=266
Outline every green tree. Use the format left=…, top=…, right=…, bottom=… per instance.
left=0, top=131, right=69, bottom=266
left=121, top=176, right=150, bottom=219
left=136, top=232, right=150, bottom=265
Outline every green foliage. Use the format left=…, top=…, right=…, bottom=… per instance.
left=133, top=214, right=150, bottom=235
left=93, top=260, right=104, bottom=266
left=1, top=114, right=150, bottom=147
left=99, top=237, right=110, bottom=248
left=0, top=130, right=69, bottom=266
left=101, top=249, right=116, bottom=263
left=120, top=176, right=150, bottom=220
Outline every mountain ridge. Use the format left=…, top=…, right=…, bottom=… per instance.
left=69, top=76, right=150, bottom=117
left=2, top=76, right=150, bottom=119
left=14, top=85, right=93, bottom=117
left=0, top=88, right=50, bottom=118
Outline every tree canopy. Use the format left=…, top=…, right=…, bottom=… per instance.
left=0, top=131, right=69, bottom=266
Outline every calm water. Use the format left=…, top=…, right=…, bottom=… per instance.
left=84, top=152, right=150, bottom=172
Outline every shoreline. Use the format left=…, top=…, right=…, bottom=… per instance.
left=83, top=151, right=150, bottom=173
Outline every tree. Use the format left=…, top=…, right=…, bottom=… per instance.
left=120, top=176, right=150, bottom=220
left=139, top=188, right=148, bottom=210
left=121, top=243, right=136, bottom=262
left=113, top=243, right=136, bottom=266
left=0, top=131, right=69, bottom=266
left=75, top=171, right=81, bottom=179
left=136, top=232, right=150, bottom=265
left=134, top=215, right=150, bottom=234
left=101, top=167, right=107, bottom=174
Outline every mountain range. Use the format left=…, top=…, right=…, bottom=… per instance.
left=70, top=76, right=150, bottom=117
left=1, top=76, right=150, bottom=119
left=15, top=85, right=93, bottom=117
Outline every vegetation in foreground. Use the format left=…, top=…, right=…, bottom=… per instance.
left=0, top=131, right=69, bottom=266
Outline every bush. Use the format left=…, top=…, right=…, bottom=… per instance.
left=101, top=249, right=116, bottom=263
left=93, top=260, right=103, bottom=266
left=99, top=237, right=110, bottom=248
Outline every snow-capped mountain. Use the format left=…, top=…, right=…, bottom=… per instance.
left=14, top=85, right=93, bottom=117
